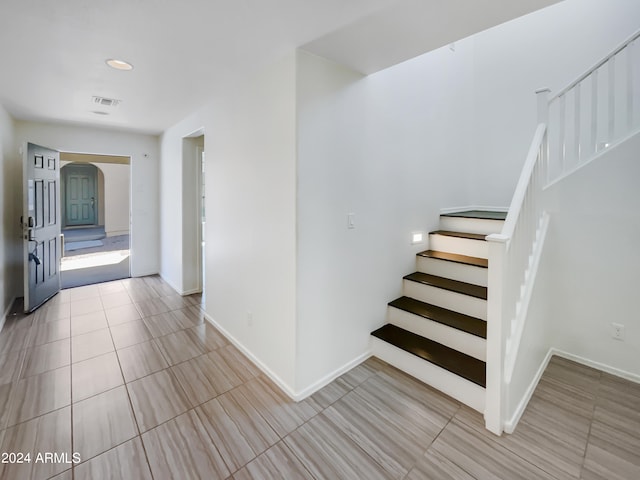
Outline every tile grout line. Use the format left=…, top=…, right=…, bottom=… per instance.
left=578, top=370, right=602, bottom=479
left=106, top=303, right=156, bottom=480
left=68, top=302, right=75, bottom=480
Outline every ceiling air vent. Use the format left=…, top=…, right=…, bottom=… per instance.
left=92, top=96, right=121, bottom=107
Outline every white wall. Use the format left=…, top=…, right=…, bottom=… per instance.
left=182, top=135, right=204, bottom=294
left=295, top=49, right=474, bottom=392
left=99, top=163, right=130, bottom=237
left=155, top=0, right=640, bottom=399
left=15, top=121, right=159, bottom=277
left=0, top=105, right=19, bottom=322
left=159, top=113, right=203, bottom=293
left=160, top=53, right=298, bottom=392
left=544, top=130, right=640, bottom=379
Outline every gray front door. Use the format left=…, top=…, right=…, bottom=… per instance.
left=64, top=163, right=97, bottom=226
left=23, top=143, right=61, bottom=312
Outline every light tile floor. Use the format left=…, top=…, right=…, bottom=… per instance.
left=0, top=276, right=638, bottom=479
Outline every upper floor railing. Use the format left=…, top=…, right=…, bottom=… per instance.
left=547, top=29, right=640, bottom=183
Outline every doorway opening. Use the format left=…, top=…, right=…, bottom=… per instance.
left=59, top=152, right=131, bottom=288
left=182, top=130, right=205, bottom=301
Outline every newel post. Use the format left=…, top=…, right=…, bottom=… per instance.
left=484, top=233, right=509, bottom=435
left=536, top=88, right=550, bottom=125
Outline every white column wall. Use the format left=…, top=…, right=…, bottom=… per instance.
left=295, top=48, right=475, bottom=393
left=0, top=105, right=19, bottom=323
left=160, top=53, right=298, bottom=392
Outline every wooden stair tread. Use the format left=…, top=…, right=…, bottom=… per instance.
left=371, top=324, right=486, bottom=387
left=418, top=250, right=488, bottom=268
left=441, top=210, right=507, bottom=221
left=430, top=230, right=487, bottom=241
left=389, top=296, right=486, bottom=338
left=404, top=272, right=487, bottom=300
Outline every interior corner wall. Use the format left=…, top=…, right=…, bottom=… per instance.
left=160, top=52, right=299, bottom=392
left=468, top=0, right=640, bottom=206
left=159, top=112, right=203, bottom=293
left=0, top=104, right=19, bottom=320
left=98, top=163, right=130, bottom=237
left=295, top=46, right=475, bottom=392
left=544, top=130, right=640, bottom=380
left=14, top=121, right=160, bottom=277
left=181, top=135, right=204, bottom=294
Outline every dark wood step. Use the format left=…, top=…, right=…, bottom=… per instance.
left=417, top=250, right=488, bottom=268
left=441, top=210, right=507, bottom=221
left=430, top=230, right=487, bottom=241
left=389, top=296, right=486, bottom=338
left=404, top=272, right=487, bottom=300
left=372, top=324, right=486, bottom=387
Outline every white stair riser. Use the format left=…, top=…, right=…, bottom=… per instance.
left=439, top=217, right=504, bottom=235
left=388, top=307, right=486, bottom=361
left=417, top=256, right=487, bottom=287
left=429, top=234, right=488, bottom=258
left=371, top=337, right=485, bottom=413
left=403, top=280, right=487, bottom=320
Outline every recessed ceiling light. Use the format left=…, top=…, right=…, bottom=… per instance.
left=106, top=59, right=134, bottom=71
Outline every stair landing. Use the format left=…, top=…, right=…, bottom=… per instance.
left=441, top=210, right=507, bottom=220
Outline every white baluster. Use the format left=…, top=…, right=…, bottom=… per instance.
left=574, top=83, right=581, bottom=165
left=627, top=42, right=634, bottom=130
left=608, top=56, right=616, bottom=142
left=591, top=69, right=598, bottom=154
left=559, top=94, right=566, bottom=173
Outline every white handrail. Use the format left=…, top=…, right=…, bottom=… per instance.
left=500, top=123, right=547, bottom=237
left=551, top=28, right=640, bottom=101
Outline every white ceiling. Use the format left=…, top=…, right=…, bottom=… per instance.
left=0, top=0, right=560, bottom=135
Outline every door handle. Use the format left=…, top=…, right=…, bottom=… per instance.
left=91, top=197, right=95, bottom=208
left=29, top=252, right=41, bottom=266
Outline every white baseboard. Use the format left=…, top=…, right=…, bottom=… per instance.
left=203, top=311, right=298, bottom=400
left=503, top=348, right=553, bottom=434
left=158, top=273, right=181, bottom=295
left=202, top=311, right=372, bottom=402
left=440, top=205, right=509, bottom=214
left=180, top=288, right=202, bottom=296
left=132, top=270, right=160, bottom=278
left=106, top=230, right=129, bottom=237
left=158, top=274, right=200, bottom=296
left=294, top=350, right=372, bottom=401
left=503, top=346, right=640, bottom=434
left=0, top=297, right=16, bottom=334
left=551, top=348, right=640, bottom=385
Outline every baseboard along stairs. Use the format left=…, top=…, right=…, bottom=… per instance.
left=371, top=210, right=506, bottom=414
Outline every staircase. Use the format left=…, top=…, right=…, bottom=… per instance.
left=371, top=210, right=506, bottom=413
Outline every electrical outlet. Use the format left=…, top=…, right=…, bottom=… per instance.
left=611, top=322, right=624, bottom=341
left=247, top=311, right=253, bottom=327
